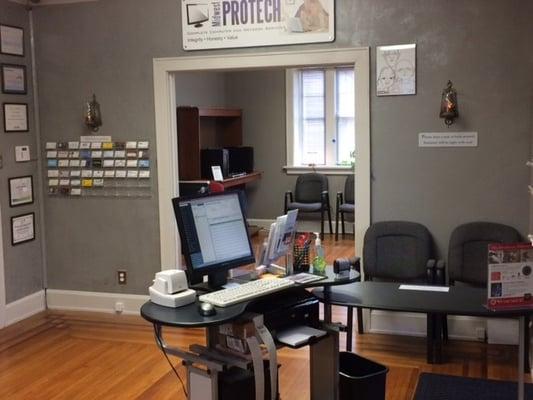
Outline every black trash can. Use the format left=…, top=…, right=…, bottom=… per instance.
left=339, top=351, right=388, bottom=400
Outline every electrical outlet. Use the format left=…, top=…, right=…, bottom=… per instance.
left=117, top=270, right=127, bottom=285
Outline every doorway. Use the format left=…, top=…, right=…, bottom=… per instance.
left=153, top=48, right=370, bottom=269
left=0, top=207, right=6, bottom=328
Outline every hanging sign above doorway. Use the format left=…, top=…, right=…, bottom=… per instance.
left=181, top=0, right=335, bottom=51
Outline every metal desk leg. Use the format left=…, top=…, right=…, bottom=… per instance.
left=426, top=313, right=443, bottom=364
left=346, top=306, right=353, bottom=352
left=323, top=286, right=332, bottom=324
left=518, top=316, right=525, bottom=400
left=310, top=325, right=339, bottom=400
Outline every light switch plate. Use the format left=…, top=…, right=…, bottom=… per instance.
left=15, top=145, right=31, bottom=162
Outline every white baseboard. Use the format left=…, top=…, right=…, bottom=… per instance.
left=369, top=310, right=487, bottom=341
left=46, top=289, right=149, bottom=315
left=248, top=218, right=354, bottom=235
left=5, top=290, right=46, bottom=327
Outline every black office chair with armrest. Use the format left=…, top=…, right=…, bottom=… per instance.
left=284, top=173, right=333, bottom=239
left=355, top=221, right=441, bottom=334
left=335, top=174, right=355, bottom=241
left=446, top=221, right=527, bottom=368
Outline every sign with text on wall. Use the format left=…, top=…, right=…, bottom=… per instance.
left=181, top=0, right=335, bottom=51
left=418, top=132, right=478, bottom=148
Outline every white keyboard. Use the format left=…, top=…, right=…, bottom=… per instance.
left=199, top=278, right=295, bottom=307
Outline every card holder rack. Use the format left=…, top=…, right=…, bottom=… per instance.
left=45, top=140, right=152, bottom=198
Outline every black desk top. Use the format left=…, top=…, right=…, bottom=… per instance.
left=141, top=266, right=360, bottom=328
left=312, top=281, right=533, bottom=318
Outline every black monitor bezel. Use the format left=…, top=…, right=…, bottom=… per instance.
left=172, top=191, right=255, bottom=286
left=186, top=4, right=209, bottom=26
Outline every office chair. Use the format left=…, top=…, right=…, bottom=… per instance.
left=284, top=173, right=332, bottom=239
left=446, top=222, right=527, bottom=369
left=335, top=174, right=355, bottom=241
left=355, top=221, right=440, bottom=334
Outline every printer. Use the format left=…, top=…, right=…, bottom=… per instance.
left=149, top=269, right=196, bottom=308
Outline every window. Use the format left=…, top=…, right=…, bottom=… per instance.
left=286, top=66, right=355, bottom=173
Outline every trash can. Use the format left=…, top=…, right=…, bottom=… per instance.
left=339, top=351, right=388, bottom=400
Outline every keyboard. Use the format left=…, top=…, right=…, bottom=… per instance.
left=199, top=278, right=295, bottom=307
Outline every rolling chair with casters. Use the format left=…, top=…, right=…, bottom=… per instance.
left=354, top=221, right=442, bottom=335
left=446, top=222, right=527, bottom=369
left=335, top=174, right=355, bottom=241
left=284, top=173, right=333, bottom=239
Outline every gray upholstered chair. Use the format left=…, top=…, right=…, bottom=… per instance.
left=448, top=222, right=521, bottom=286
left=335, top=174, right=355, bottom=241
left=284, top=173, right=332, bottom=239
left=446, top=222, right=526, bottom=366
left=355, top=221, right=439, bottom=334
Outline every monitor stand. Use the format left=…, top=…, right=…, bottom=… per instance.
left=190, top=270, right=228, bottom=292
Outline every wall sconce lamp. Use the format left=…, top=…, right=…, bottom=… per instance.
left=84, top=94, right=102, bottom=132
left=439, top=80, right=458, bottom=127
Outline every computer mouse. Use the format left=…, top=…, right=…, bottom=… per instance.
left=198, top=302, right=216, bottom=316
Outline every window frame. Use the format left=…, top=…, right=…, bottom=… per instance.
left=285, top=66, right=355, bottom=175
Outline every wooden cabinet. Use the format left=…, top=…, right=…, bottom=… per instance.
left=177, top=106, right=243, bottom=180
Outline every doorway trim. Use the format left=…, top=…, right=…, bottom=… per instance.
left=153, top=48, right=370, bottom=269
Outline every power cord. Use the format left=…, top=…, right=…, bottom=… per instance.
left=154, top=325, right=188, bottom=398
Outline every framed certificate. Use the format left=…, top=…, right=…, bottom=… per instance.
left=3, top=103, right=28, bottom=132
left=1, top=64, right=26, bottom=94
left=8, top=175, right=33, bottom=207
left=11, top=213, right=35, bottom=245
left=0, top=24, right=24, bottom=57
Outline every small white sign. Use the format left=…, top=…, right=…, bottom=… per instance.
left=15, top=145, right=30, bottom=162
left=211, top=165, right=224, bottom=181
left=419, top=132, right=478, bottom=147
left=399, top=284, right=450, bottom=292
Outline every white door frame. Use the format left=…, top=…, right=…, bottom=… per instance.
left=0, top=206, right=6, bottom=328
left=153, top=48, right=371, bottom=269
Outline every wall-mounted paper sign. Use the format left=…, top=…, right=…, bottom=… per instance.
left=9, top=175, right=33, bottom=207
left=3, top=103, right=28, bottom=132
left=0, top=24, right=24, bottom=57
left=59, top=179, right=70, bottom=186
left=419, top=132, right=478, bottom=147
left=15, top=145, right=30, bottom=162
left=211, top=165, right=223, bottom=181
left=104, top=170, right=115, bottom=178
left=93, top=170, right=104, bottom=178
left=1, top=64, right=27, bottom=94
left=181, top=0, right=335, bottom=51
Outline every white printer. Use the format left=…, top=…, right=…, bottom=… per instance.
left=149, top=269, right=196, bottom=308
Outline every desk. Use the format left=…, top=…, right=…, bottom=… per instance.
left=141, top=267, right=359, bottom=400
left=312, top=281, right=531, bottom=400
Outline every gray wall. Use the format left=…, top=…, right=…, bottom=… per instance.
left=0, top=0, right=44, bottom=302
left=31, top=0, right=533, bottom=294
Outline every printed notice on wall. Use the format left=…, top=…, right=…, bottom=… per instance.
left=487, top=243, right=533, bottom=310
left=181, top=0, right=334, bottom=51
left=418, top=132, right=478, bottom=148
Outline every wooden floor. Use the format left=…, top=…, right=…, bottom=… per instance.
left=0, top=234, right=529, bottom=399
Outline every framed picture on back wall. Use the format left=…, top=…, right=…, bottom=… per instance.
left=0, top=24, right=24, bottom=56
left=1, top=64, right=27, bottom=94
left=3, top=103, right=28, bottom=132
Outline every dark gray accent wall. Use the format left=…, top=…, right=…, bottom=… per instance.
left=32, top=0, right=533, bottom=293
left=0, top=0, right=43, bottom=303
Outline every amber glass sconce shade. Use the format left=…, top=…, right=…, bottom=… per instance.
left=84, top=94, right=102, bottom=132
left=439, top=80, right=458, bottom=127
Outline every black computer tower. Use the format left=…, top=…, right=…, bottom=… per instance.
left=227, top=146, right=254, bottom=175
left=201, top=148, right=229, bottom=179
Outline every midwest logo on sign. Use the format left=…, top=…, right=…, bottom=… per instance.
left=181, top=0, right=335, bottom=50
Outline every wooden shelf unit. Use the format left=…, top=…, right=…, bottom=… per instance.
left=177, top=106, right=243, bottom=180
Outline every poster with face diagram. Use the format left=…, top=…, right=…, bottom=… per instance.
left=376, top=44, right=416, bottom=96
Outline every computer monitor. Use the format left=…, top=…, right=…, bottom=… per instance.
left=173, top=191, right=255, bottom=289
left=186, top=4, right=209, bottom=27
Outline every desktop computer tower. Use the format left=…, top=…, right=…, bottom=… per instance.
left=201, top=149, right=229, bottom=179
left=227, top=146, right=254, bottom=175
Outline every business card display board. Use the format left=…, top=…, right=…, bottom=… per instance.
left=44, top=137, right=151, bottom=198
left=487, top=243, right=533, bottom=310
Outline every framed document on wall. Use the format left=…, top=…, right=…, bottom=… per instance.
left=3, top=103, right=28, bottom=132
left=8, top=175, right=34, bottom=207
left=1, top=64, right=27, bottom=94
left=11, top=213, right=35, bottom=245
left=0, top=24, right=24, bottom=56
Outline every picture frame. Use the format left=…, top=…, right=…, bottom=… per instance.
left=0, top=24, right=24, bottom=57
left=376, top=44, right=416, bottom=96
left=3, top=103, right=28, bottom=132
left=1, top=64, right=27, bottom=94
left=11, top=212, right=35, bottom=245
left=8, top=175, right=34, bottom=207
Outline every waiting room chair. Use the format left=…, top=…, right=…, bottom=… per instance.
left=446, top=222, right=527, bottom=369
left=335, top=174, right=355, bottom=241
left=285, top=173, right=332, bottom=239
left=355, top=221, right=440, bottom=334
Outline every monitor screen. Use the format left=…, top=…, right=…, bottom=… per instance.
left=173, top=191, right=255, bottom=287
left=186, top=4, right=209, bottom=26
